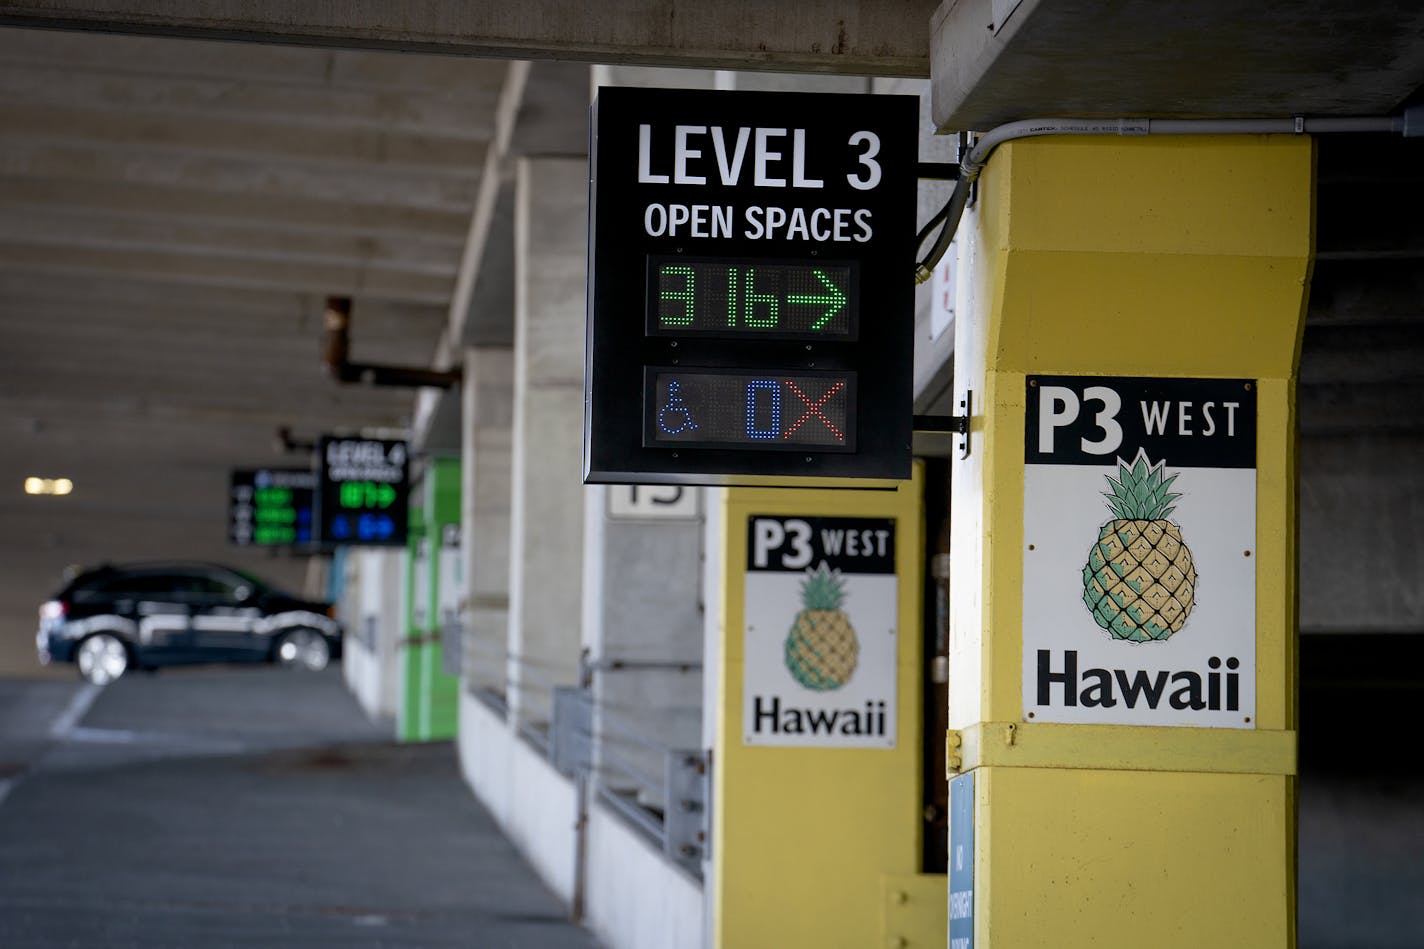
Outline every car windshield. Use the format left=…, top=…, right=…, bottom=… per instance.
left=228, top=568, right=286, bottom=597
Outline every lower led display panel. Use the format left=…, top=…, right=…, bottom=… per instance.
left=646, top=369, right=855, bottom=451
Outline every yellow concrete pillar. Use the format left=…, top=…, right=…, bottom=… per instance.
left=948, top=136, right=1312, bottom=947
left=713, top=467, right=944, bottom=949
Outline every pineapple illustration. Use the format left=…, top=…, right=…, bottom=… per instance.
left=1081, top=455, right=1198, bottom=642
left=784, top=563, right=859, bottom=690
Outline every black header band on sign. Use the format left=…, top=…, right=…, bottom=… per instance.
left=746, top=515, right=896, bottom=574
left=1024, top=375, right=1257, bottom=468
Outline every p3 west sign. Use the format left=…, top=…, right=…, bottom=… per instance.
left=585, top=87, right=917, bottom=486
left=1022, top=376, right=1258, bottom=729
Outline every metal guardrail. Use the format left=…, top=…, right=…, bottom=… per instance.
left=456, top=641, right=710, bottom=875
left=551, top=678, right=709, bottom=876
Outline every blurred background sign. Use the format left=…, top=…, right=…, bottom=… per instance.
left=316, top=436, right=409, bottom=546
left=228, top=468, right=315, bottom=547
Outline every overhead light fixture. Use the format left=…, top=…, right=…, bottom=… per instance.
left=24, top=477, right=73, bottom=496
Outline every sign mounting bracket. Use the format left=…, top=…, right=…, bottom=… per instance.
left=912, top=389, right=972, bottom=459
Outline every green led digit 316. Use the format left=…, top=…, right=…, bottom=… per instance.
left=648, top=256, right=856, bottom=339
left=339, top=481, right=398, bottom=510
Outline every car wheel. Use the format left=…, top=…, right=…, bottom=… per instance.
left=76, top=633, right=129, bottom=686
left=274, top=628, right=330, bottom=672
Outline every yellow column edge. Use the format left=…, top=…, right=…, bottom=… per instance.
left=948, top=722, right=1296, bottom=776
left=881, top=873, right=948, bottom=948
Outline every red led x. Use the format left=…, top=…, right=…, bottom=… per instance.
left=783, top=380, right=846, bottom=441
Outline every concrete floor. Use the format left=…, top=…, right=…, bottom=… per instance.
left=0, top=665, right=601, bottom=948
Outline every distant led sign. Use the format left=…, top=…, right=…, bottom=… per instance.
left=647, top=370, right=854, bottom=450
left=316, top=437, right=408, bottom=547
left=229, top=469, right=315, bottom=547
left=648, top=257, right=855, bottom=338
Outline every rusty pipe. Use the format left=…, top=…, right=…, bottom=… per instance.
left=322, top=296, right=461, bottom=389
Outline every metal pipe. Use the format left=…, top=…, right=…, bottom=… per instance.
left=915, top=112, right=1414, bottom=283
left=321, top=296, right=463, bottom=389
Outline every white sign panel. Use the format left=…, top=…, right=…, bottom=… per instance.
left=929, top=239, right=957, bottom=342
left=437, top=523, right=462, bottom=629
left=607, top=484, right=699, bottom=519
left=744, top=515, right=898, bottom=747
left=1022, top=376, right=1257, bottom=729
left=412, top=537, right=431, bottom=629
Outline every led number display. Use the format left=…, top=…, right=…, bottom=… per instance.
left=648, top=370, right=854, bottom=451
left=649, top=257, right=856, bottom=338
left=229, top=469, right=315, bottom=547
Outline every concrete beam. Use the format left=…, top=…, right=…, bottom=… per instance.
left=0, top=207, right=465, bottom=276
left=931, top=0, right=1424, bottom=130
left=0, top=176, right=471, bottom=242
left=0, top=239, right=456, bottom=302
left=0, top=58, right=503, bottom=132
left=0, top=101, right=490, bottom=175
left=0, top=1, right=935, bottom=76
left=1, top=140, right=481, bottom=210
left=0, top=391, right=412, bottom=435
left=0, top=25, right=511, bottom=88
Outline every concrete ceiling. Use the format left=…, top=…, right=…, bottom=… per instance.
left=931, top=0, right=1424, bottom=129
left=0, top=27, right=520, bottom=668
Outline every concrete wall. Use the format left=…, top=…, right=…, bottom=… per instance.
left=1292, top=136, right=1424, bottom=945
left=581, top=484, right=705, bottom=809
left=458, top=689, right=578, bottom=903
left=1299, top=435, right=1424, bottom=633
left=506, top=156, right=588, bottom=728
left=342, top=548, right=403, bottom=725
left=587, top=799, right=705, bottom=949
left=461, top=346, right=515, bottom=698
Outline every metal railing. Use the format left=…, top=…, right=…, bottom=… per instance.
left=453, top=635, right=710, bottom=875
left=551, top=654, right=708, bottom=877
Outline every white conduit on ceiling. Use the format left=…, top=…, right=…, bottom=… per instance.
left=915, top=108, right=1422, bottom=283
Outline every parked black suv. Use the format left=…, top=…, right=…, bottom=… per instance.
left=37, top=562, right=343, bottom=685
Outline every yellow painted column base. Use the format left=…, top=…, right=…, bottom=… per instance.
left=980, top=768, right=1293, bottom=947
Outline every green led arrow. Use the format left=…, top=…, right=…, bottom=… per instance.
left=786, top=269, right=847, bottom=330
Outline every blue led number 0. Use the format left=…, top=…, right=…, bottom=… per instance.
left=746, top=379, right=781, bottom=440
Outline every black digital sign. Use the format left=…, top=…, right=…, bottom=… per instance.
left=646, top=369, right=854, bottom=450
left=229, top=469, right=315, bottom=546
left=585, top=87, right=917, bottom=485
left=316, top=436, right=409, bottom=546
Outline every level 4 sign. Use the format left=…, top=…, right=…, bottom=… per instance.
left=1022, top=376, right=1257, bottom=728
left=316, top=436, right=409, bottom=547
left=744, top=515, right=898, bottom=747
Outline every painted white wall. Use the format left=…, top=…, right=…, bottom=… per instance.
left=342, top=548, right=403, bottom=726
left=458, top=690, right=578, bottom=902
left=587, top=799, right=705, bottom=949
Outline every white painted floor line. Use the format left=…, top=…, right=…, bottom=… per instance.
left=48, top=683, right=101, bottom=739
left=0, top=683, right=102, bottom=812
